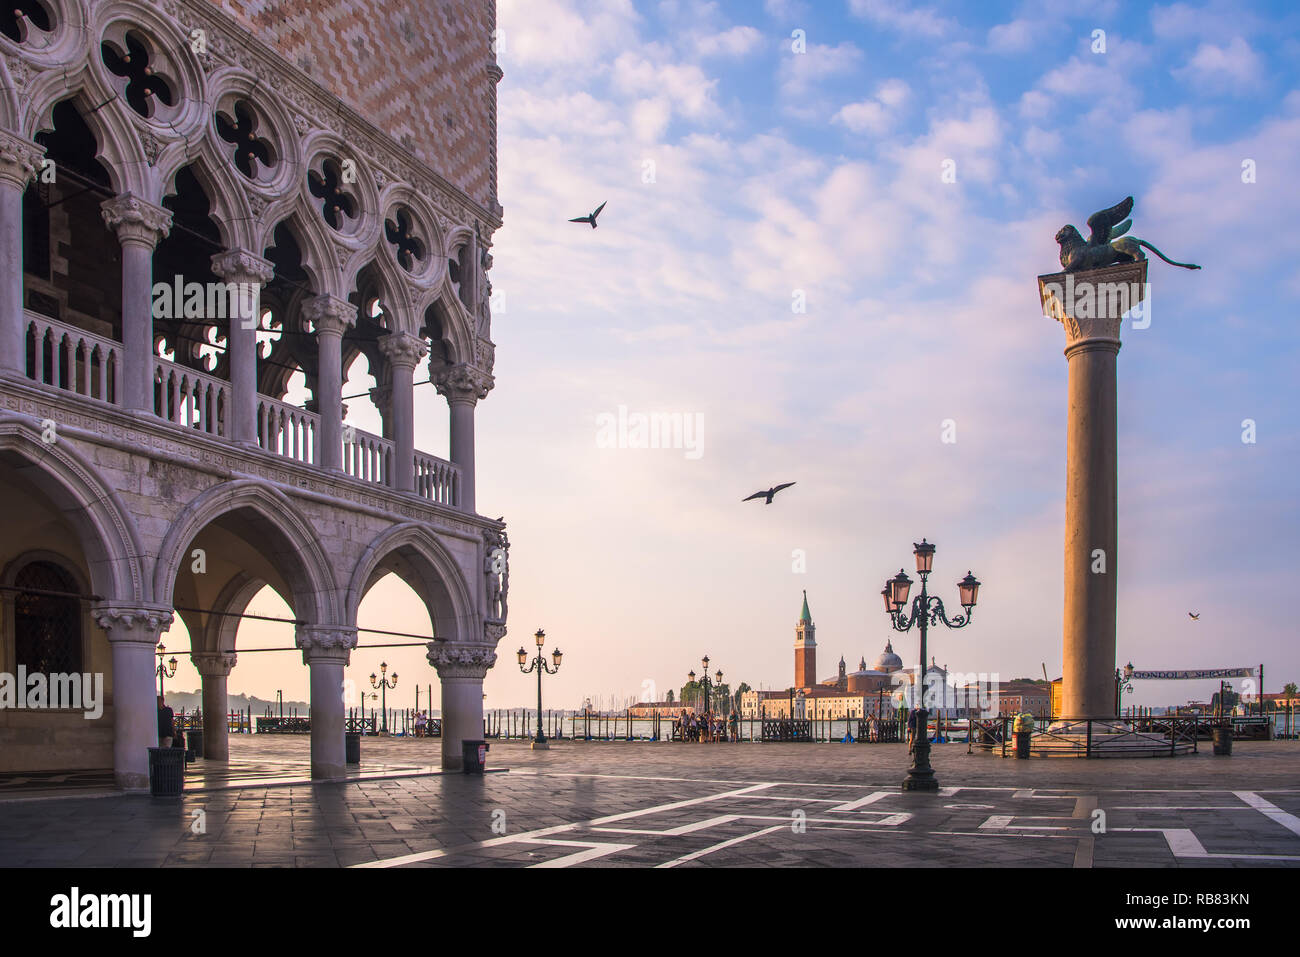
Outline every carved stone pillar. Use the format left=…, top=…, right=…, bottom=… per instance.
left=101, top=194, right=173, bottom=414
left=432, top=363, right=493, bottom=513
left=1039, top=261, right=1147, bottom=721
left=428, top=642, right=497, bottom=770
left=303, top=296, right=355, bottom=471
left=378, top=332, right=428, bottom=493
left=210, top=250, right=274, bottom=445
left=93, top=604, right=174, bottom=791
left=192, top=652, right=237, bottom=760
left=0, top=131, right=44, bottom=376
left=296, top=625, right=357, bottom=780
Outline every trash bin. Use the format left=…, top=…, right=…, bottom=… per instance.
left=1013, top=712, right=1034, bottom=758
left=149, top=746, right=185, bottom=797
left=1212, top=724, right=1233, bottom=755
left=187, top=729, right=203, bottom=761
left=345, top=731, right=361, bottom=765
left=461, top=739, right=488, bottom=774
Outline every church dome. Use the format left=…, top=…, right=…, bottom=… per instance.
left=873, top=640, right=903, bottom=673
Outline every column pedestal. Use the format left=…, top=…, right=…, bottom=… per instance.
left=428, top=643, right=497, bottom=770
left=1039, top=261, right=1146, bottom=721
left=93, top=605, right=174, bottom=792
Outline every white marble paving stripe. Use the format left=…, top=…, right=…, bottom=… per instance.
left=1233, top=790, right=1300, bottom=838
left=656, top=825, right=787, bottom=868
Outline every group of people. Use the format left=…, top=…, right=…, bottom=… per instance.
left=676, top=709, right=740, bottom=742
left=413, top=711, right=431, bottom=736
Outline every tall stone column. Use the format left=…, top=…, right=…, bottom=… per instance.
left=192, top=652, right=237, bottom=760
left=433, top=363, right=493, bottom=513
left=297, top=626, right=356, bottom=780
left=428, top=642, right=497, bottom=770
left=303, top=296, right=354, bottom=471
left=378, top=332, right=428, bottom=492
left=93, top=605, right=174, bottom=791
left=101, top=194, right=173, bottom=414
left=211, top=250, right=275, bottom=445
left=0, top=131, right=44, bottom=376
left=1039, top=261, right=1147, bottom=721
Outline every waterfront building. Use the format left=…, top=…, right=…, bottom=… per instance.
left=0, top=0, right=507, bottom=785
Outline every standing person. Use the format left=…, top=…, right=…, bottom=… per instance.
left=729, top=709, right=739, bottom=742
left=157, top=696, right=174, bottom=748
left=906, top=708, right=918, bottom=753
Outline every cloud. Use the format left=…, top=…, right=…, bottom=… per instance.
left=612, top=52, right=723, bottom=122
left=848, top=0, right=956, bottom=39
left=1172, top=37, right=1265, bottom=95
left=833, top=78, right=911, bottom=134
left=694, top=25, right=764, bottom=58
left=987, top=18, right=1047, bottom=54
left=776, top=41, right=863, bottom=116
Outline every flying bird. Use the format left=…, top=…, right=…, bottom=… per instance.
left=569, top=201, right=607, bottom=229
left=743, top=482, right=796, bottom=505
left=1188, top=612, right=1200, bottom=620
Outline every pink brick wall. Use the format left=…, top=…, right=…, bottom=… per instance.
left=203, top=0, right=498, bottom=210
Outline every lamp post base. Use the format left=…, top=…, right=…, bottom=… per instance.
left=531, top=740, right=550, bottom=750
left=902, top=738, right=939, bottom=791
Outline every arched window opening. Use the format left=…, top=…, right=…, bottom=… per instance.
left=13, top=561, right=84, bottom=676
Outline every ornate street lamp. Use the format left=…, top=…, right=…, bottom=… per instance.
left=370, top=661, right=398, bottom=734
left=690, top=657, right=724, bottom=713
left=884, top=538, right=980, bottom=791
left=156, top=643, right=177, bottom=698
left=1115, top=661, right=1135, bottom=716
left=519, top=628, right=562, bottom=749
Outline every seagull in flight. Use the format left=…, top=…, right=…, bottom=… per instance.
left=569, top=201, right=607, bottom=229
left=1188, top=612, right=1200, bottom=620
left=743, top=482, right=796, bottom=505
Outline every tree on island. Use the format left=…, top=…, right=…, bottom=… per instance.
left=665, top=689, right=675, bottom=703
left=1284, top=682, right=1298, bottom=697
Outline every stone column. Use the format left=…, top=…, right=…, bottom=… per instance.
left=93, top=605, right=174, bottom=792
left=302, top=296, right=354, bottom=471
left=1039, top=261, right=1147, bottom=721
left=192, top=652, right=237, bottom=760
left=0, top=131, right=44, bottom=375
left=210, top=250, right=274, bottom=445
left=428, top=642, right=497, bottom=770
left=101, top=194, right=173, bottom=414
left=377, top=332, right=428, bottom=492
left=432, top=363, right=493, bottom=513
left=297, top=626, right=356, bottom=780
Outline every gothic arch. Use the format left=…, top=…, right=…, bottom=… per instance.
left=27, top=83, right=138, bottom=194
left=159, top=145, right=252, bottom=253
left=346, top=523, right=476, bottom=644
left=153, top=479, right=337, bottom=626
left=0, top=418, right=145, bottom=604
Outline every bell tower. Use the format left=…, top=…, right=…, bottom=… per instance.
left=795, top=590, right=816, bottom=690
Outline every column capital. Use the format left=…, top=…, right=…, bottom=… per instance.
left=0, top=130, right=45, bottom=190
left=302, top=295, right=355, bottom=337
left=427, top=641, right=497, bottom=679
left=296, top=625, right=358, bottom=663
left=211, top=249, right=275, bottom=285
left=432, top=362, right=494, bottom=404
left=377, top=331, right=429, bottom=372
left=1038, top=260, right=1147, bottom=355
left=100, top=192, right=173, bottom=248
left=92, top=604, right=174, bottom=643
left=192, top=651, right=237, bottom=677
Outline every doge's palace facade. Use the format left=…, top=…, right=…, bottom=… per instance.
left=0, top=0, right=508, bottom=786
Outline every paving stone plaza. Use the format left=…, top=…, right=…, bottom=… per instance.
left=3, top=738, right=1298, bottom=868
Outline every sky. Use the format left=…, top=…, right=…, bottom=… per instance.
left=180, top=0, right=1300, bottom=714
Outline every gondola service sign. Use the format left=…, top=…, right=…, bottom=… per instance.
left=1131, top=668, right=1255, bottom=680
